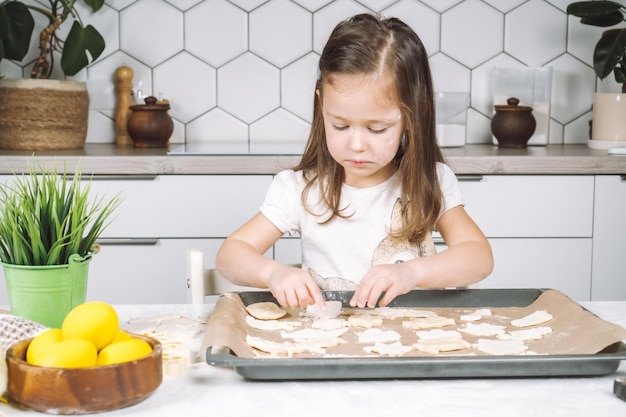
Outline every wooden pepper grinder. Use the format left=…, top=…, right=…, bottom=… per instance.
left=115, top=66, right=134, bottom=145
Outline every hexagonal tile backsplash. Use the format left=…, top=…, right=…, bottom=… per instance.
left=3, top=0, right=624, bottom=149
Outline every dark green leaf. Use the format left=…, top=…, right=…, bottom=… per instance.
left=567, top=1, right=625, bottom=17
left=594, top=28, right=626, bottom=79
left=0, top=2, right=35, bottom=61
left=83, top=0, right=106, bottom=13
left=61, top=22, right=105, bottom=76
left=615, top=65, right=626, bottom=84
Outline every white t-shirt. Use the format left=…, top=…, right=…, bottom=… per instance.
left=260, top=162, right=462, bottom=287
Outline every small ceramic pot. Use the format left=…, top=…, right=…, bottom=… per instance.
left=127, top=96, right=173, bottom=148
left=491, top=97, right=536, bottom=148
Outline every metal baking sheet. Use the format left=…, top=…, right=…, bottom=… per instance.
left=205, top=289, right=626, bottom=380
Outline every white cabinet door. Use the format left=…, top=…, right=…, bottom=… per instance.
left=458, top=175, right=594, bottom=238
left=89, top=175, right=272, bottom=238
left=477, top=238, right=592, bottom=301
left=87, top=238, right=223, bottom=304
left=592, top=175, right=626, bottom=301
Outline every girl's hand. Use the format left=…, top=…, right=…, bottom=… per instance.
left=349, top=262, right=415, bottom=308
left=267, top=265, right=327, bottom=309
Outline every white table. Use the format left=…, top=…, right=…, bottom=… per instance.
left=1, top=301, right=625, bottom=417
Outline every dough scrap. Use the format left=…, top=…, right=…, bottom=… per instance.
left=414, top=337, right=472, bottom=354
left=245, top=302, right=287, bottom=320
left=357, top=328, right=401, bottom=344
left=511, top=310, right=553, bottom=328
left=416, top=329, right=462, bottom=340
left=460, top=308, right=493, bottom=322
left=364, top=341, right=413, bottom=357
left=348, top=314, right=383, bottom=328
left=474, top=339, right=528, bottom=355
left=459, top=322, right=506, bottom=337
left=498, top=326, right=552, bottom=341
left=402, top=316, right=455, bottom=330
left=302, top=301, right=343, bottom=319
left=245, top=316, right=301, bottom=331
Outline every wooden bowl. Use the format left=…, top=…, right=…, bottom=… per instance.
left=6, top=334, right=163, bottom=414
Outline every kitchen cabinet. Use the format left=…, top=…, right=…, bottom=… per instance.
left=591, top=175, right=626, bottom=300
left=0, top=173, right=615, bottom=304
left=457, top=175, right=594, bottom=301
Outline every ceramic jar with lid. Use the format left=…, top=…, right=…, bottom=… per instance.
left=491, top=97, right=536, bottom=148
left=127, top=96, right=174, bottom=148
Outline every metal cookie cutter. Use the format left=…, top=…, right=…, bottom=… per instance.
left=614, top=378, right=626, bottom=401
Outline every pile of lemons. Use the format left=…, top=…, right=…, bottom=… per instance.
left=26, top=301, right=152, bottom=368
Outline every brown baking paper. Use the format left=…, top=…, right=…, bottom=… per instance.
left=200, top=290, right=626, bottom=358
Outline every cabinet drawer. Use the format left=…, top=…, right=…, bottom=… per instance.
left=458, top=175, right=594, bottom=238
left=89, top=175, right=272, bottom=238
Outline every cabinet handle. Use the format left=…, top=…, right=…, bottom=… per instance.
left=456, top=175, right=483, bottom=182
left=85, top=175, right=158, bottom=181
left=97, top=238, right=159, bottom=246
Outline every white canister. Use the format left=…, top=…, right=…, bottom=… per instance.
left=592, top=93, right=626, bottom=142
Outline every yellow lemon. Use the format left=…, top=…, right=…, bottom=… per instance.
left=110, top=329, right=132, bottom=344
left=30, top=339, right=97, bottom=368
left=26, top=328, right=63, bottom=365
left=96, top=338, right=152, bottom=366
left=62, top=301, right=119, bottom=351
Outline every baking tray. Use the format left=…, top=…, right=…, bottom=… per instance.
left=205, top=289, right=626, bottom=380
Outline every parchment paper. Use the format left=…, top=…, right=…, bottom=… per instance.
left=200, top=290, right=626, bottom=358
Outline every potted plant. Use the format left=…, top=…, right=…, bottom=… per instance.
left=0, top=0, right=106, bottom=150
left=0, top=163, right=121, bottom=327
left=567, top=1, right=626, bottom=145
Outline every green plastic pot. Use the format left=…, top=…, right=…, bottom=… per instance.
left=2, top=254, right=92, bottom=328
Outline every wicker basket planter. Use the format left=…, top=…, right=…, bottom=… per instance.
left=0, top=79, right=89, bottom=150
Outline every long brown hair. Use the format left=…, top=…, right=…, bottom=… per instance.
left=294, top=13, right=444, bottom=244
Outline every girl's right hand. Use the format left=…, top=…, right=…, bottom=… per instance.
left=267, top=265, right=327, bottom=309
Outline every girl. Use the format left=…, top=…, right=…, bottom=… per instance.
left=216, top=13, right=493, bottom=309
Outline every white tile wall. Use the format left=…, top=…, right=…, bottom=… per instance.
left=2, top=0, right=625, bottom=148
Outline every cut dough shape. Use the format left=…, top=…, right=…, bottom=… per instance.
left=368, top=307, right=437, bottom=319
left=510, top=310, right=553, bottom=328
left=281, top=327, right=349, bottom=340
left=458, top=322, right=506, bottom=337
left=364, top=341, right=413, bottom=357
left=414, top=337, right=471, bottom=354
left=245, top=302, right=287, bottom=320
left=302, top=301, right=343, bottom=319
left=357, top=328, right=401, bottom=344
left=474, top=339, right=528, bottom=355
left=402, top=316, right=455, bottom=330
left=497, top=326, right=552, bottom=341
left=348, top=314, right=383, bottom=328
left=416, top=329, right=462, bottom=340
left=245, top=316, right=301, bottom=331
left=245, top=335, right=306, bottom=357
left=460, top=308, right=492, bottom=322
left=311, top=318, right=350, bottom=330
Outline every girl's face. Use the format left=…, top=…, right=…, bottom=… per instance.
left=318, top=73, right=404, bottom=188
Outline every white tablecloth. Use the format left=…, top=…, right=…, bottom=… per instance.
left=2, top=301, right=625, bottom=417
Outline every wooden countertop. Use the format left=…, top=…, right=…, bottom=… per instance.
left=0, top=144, right=624, bottom=175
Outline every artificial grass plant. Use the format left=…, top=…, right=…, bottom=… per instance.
left=0, top=163, right=121, bottom=266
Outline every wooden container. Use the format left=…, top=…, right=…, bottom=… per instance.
left=6, top=334, right=162, bottom=414
left=127, top=96, right=174, bottom=148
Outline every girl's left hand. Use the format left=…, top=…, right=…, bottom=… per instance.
left=349, top=262, right=415, bottom=308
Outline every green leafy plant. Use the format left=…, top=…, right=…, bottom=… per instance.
left=0, top=0, right=105, bottom=78
left=0, top=164, right=122, bottom=266
left=567, top=1, right=626, bottom=93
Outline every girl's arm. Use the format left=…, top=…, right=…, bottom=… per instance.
left=350, top=205, right=494, bottom=308
left=216, top=212, right=326, bottom=308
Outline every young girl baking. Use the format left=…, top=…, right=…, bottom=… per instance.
left=216, top=13, right=493, bottom=309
